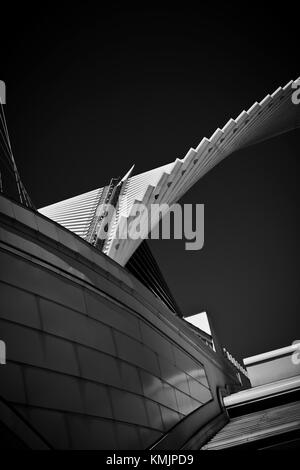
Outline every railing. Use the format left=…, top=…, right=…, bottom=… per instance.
left=0, top=101, right=35, bottom=210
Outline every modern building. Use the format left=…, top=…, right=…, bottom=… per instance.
left=0, top=79, right=299, bottom=449
left=202, top=346, right=300, bottom=450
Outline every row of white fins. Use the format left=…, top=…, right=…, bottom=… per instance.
left=39, top=188, right=104, bottom=238
left=39, top=79, right=300, bottom=266
left=105, top=78, right=300, bottom=265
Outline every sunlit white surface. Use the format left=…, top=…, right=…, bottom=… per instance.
left=185, top=312, right=211, bottom=336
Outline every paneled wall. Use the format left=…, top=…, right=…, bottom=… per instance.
left=0, top=195, right=240, bottom=449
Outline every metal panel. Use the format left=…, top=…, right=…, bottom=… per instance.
left=82, top=382, right=113, bottom=419
left=77, top=346, right=122, bottom=388
left=0, top=282, right=40, bottom=328
left=119, top=362, right=143, bottom=394
left=24, top=368, right=84, bottom=414
left=115, top=422, right=143, bottom=450
left=111, top=389, right=148, bottom=427
left=114, top=331, right=160, bottom=377
left=40, top=298, right=115, bottom=355
left=67, top=415, right=117, bottom=450
left=23, top=407, right=70, bottom=450
left=0, top=362, right=27, bottom=403
left=85, top=290, right=141, bottom=340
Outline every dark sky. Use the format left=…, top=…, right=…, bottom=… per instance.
left=1, top=4, right=299, bottom=361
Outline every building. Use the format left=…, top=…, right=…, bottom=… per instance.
left=202, top=345, right=300, bottom=450
left=0, top=79, right=299, bottom=449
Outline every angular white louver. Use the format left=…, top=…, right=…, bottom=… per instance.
left=39, top=187, right=103, bottom=239
left=39, top=79, right=300, bottom=266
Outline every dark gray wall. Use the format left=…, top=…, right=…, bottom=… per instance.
left=0, top=195, right=242, bottom=449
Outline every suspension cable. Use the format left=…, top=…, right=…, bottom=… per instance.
left=0, top=99, right=35, bottom=209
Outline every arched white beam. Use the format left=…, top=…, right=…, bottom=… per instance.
left=39, top=79, right=300, bottom=266
left=106, top=78, right=300, bottom=265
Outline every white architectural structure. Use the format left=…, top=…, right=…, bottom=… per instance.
left=40, top=79, right=300, bottom=266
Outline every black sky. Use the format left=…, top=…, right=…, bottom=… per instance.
left=1, top=4, right=300, bottom=361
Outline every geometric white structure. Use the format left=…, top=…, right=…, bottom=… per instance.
left=39, top=78, right=300, bottom=266
left=185, top=312, right=212, bottom=337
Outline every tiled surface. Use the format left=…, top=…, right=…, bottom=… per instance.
left=40, top=298, right=116, bottom=355
left=77, top=346, right=122, bottom=388
left=188, top=377, right=212, bottom=404
left=82, top=382, right=112, bottom=419
left=115, top=422, right=143, bottom=450
left=20, top=407, right=70, bottom=450
left=119, top=362, right=143, bottom=394
left=111, top=389, right=148, bottom=426
left=24, top=368, right=85, bottom=414
left=85, top=291, right=141, bottom=340
left=0, top=203, right=215, bottom=449
left=144, top=400, right=164, bottom=431
left=140, top=322, right=175, bottom=361
left=139, top=427, right=162, bottom=449
left=0, top=319, right=46, bottom=369
left=160, top=406, right=181, bottom=431
left=0, top=362, right=26, bottom=403
left=175, top=388, right=196, bottom=415
left=114, top=330, right=161, bottom=377
left=0, top=260, right=212, bottom=450
left=0, top=251, right=86, bottom=313
left=43, top=335, right=80, bottom=376
left=158, top=357, right=191, bottom=394
left=0, top=282, right=40, bottom=328
left=67, top=415, right=118, bottom=450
